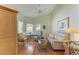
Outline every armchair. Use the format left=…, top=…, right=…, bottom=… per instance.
left=17, top=33, right=25, bottom=47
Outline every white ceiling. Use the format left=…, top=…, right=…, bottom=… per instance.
left=2, top=4, right=56, bottom=17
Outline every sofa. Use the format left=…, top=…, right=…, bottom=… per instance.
left=48, top=32, right=68, bottom=50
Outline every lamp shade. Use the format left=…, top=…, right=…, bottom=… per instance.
left=66, top=28, right=79, bottom=33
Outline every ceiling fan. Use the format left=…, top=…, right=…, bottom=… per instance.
left=38, top=4, right=42, bottom=14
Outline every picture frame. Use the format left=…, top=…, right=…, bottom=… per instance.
left=57, top=17, right=70, bottom=32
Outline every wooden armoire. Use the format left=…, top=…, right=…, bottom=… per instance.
left=0, top=6, right=18, bottom=54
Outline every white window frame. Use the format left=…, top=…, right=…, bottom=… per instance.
left=26, top=23, right=33, bottom=33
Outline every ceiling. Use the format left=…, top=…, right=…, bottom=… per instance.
left=2, top=4, right=56, bottom=17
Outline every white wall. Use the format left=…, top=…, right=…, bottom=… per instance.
left=25, top=13, right=53, bottom=34
left=17, top=13, right=26, bottom=33
left=52, top=4, right=79, bottom=33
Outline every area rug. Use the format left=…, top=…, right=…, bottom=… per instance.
left=33, top=44, right=54, bottom=55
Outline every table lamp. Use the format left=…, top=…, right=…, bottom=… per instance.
left=66, top=27, right=79, bottom=41
left=66, top=28, right=79, bottom=33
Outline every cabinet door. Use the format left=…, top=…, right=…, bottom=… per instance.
left=0, top=8, right=17, bottom=54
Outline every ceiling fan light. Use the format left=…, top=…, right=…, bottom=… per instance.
left=38, top=10, right=42, bottom=13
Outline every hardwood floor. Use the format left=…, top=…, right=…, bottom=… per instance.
left=17, top=38, right=65, bottom=55
left=53, top=50, right=65, bottom=55
left=18, top=39, right=36, bottom=55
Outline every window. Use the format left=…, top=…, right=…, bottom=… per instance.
left=35, top=24, right=41, bottom=31
left=18, top=21, right=23, bottom=33
left=26, top=24, right=33, bottom=33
